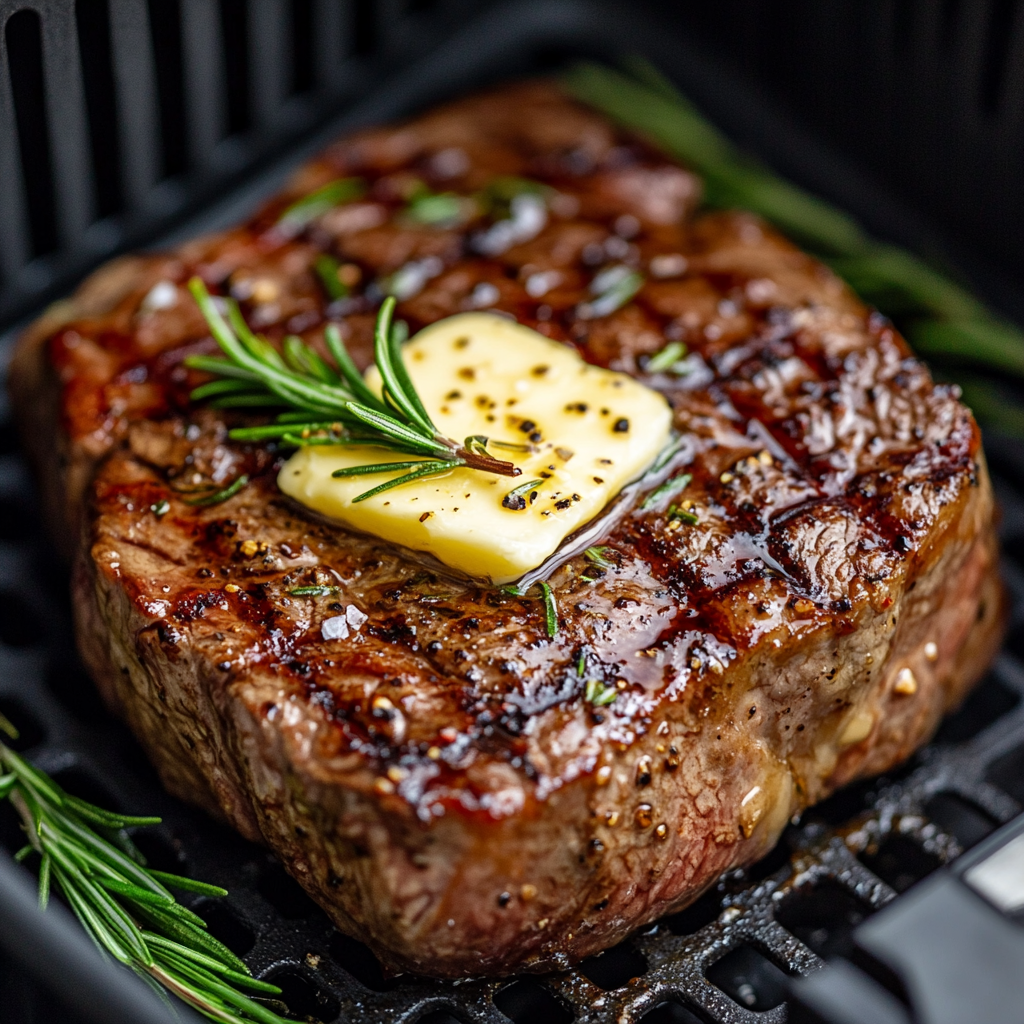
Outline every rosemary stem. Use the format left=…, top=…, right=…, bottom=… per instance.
left=454, top=446, right=521, bottom=477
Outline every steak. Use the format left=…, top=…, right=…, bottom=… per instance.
left=10, top=81, right=1004, bottom=976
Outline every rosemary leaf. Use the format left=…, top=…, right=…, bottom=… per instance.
left=210, top=395, right=286, bottom=409
left=906, top=319, right=1024, bottom=378
left=579, top=268, right=644, bottom=319
left=229, top=303, right=285, bottom=369
left=584, top=546, right=616, bottom=570
left=57, top=867, right=133, bottom=963
left=668, top=504, right=700, bottom=526
left=228, top=421, right=344, bottom=442
left=342, top=402, right=451, bottom=456
left=641, top=472, right=692, bottom=511
left=100, top=877, right=177, bottom=908
left=277, top=177, right=364, bottom=233
left=145, top=935, right=280, bottom=993
left=405, top=191, right=467, bottom=227
left=63, top=793, right=162, bottom=829
left=324, top=324, right=387, bottom=411
left=956, top=377, right=1024, bottom=437
left=2, top=746, right=64, bottom=804
left=45, top=806, right=171, bottom=897
left=314, top=254, right=348, bottom=301
left=652, top=435, right=686, bottom=473
left=827, top=247, right=987, bottom=322
left=38, top=852, right=51, bottom=909
left=148, top=870, right=229, bottom=898
left=184, top=475, right=249, bottom=507
left=184, top=355, right=262, bottom=382
left=191, top=378, right=264, bottom=401
left=539, top=581, right=559, bottom=638
left=488, top=438, right=535, bottom=453
left=502, top=478, right=543, bottom=510
left=352, top=460, right=461, bottom=503
left=585, top=677, right=618, bottom=707
left=47, top=842, right=153, bottom=965
left=464, top=434, right=491, bottom=457
left=0, top=772, right=17, bottom=799
left=331, top=459, right=438, bottom=478
left=280, top=432, right=340, bottom=447
left=645, top=340, right=688, bottom=373
left=156, top=955, right=287, bottom=1024
left=287, top=586, right=341, bottom=597
left=374, top=296, right=436, bottom=433
left=282, top=335, right=339, bottom=385
left=1, top=744, right=290, bottom=1023
left=136, top=902, right=250, bottom=974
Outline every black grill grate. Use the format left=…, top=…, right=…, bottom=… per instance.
left=2, top=2, right=1024, bottom=1022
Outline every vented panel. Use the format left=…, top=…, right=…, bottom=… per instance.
left=2, top=0, right=1023, bottom=329
left=667, top=0, right=1024, bottom=312
left=0, top=0, right=466, bottom=329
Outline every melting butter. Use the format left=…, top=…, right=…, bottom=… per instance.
left=279, top=312, right=672, bottom=583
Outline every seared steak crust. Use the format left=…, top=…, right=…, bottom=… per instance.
left=12, top=82, right=1003, bottom=976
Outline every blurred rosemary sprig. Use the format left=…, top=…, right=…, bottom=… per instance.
left=0, top=714, right=287, bottom=1024
left=563, top=59, right=1024, bottom=433
left=185, top=279, right=524, bottom=501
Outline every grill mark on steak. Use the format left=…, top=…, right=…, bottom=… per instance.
left=10, top=80, right=1004, bottom=976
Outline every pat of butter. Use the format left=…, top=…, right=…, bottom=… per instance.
left=278, top=313, right=672, bottom=583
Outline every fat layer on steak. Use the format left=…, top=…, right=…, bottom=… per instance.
left=10, top=81, right=1004, bottom=976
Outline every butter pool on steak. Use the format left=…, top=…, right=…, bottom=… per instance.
left=10, top=81, right=1003, bottom=976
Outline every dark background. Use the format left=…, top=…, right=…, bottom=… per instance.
left=0, top=0, right=1022, bottom=332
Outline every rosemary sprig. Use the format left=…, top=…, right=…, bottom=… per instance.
left=184, top=281, right=523, bottom=501
left=0, top=730, right=288, bottom=1024
left=641, top=472, right=692, bottom=511
left=563, top=59, right=1024, bottom=427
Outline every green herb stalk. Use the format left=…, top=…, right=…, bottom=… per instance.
left=0, top=715, right=287, bottom=1024
left=185, top=280, right=523, bottom=500
left=562, top=59, right=1024, bottom=433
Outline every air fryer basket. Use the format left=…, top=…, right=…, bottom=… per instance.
left=2, top=2, right=1024, bottom=1022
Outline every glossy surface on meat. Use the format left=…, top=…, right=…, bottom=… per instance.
left=11, top=82, right=1003, bottom=976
